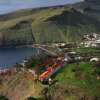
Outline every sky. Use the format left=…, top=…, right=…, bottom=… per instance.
left=0, top=0, right=83, bottom=14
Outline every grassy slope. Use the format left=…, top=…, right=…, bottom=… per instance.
left=48, top=48, right=100, bottom=99
left=54, top=62, right=100, bottom=98
left=0, top=5, right=100, bottom=45
left=0, top=70, right=44, bottom=100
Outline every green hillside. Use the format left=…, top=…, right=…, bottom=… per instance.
left=0, top=5, right=100, bottom=46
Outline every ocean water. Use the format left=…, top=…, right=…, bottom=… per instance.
left=0, top=47, right=37, bottom=68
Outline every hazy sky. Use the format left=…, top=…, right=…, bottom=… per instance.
left=0, top=0, right=83, bottom=14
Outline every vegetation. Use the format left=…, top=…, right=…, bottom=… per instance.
left=74, top=47, right=100, bottom=54
left=0, top=5, right=100, bottom=46
left=27, top=97, right=42, bottom=100
left=0, top=2, right=100, bottom=100
left=0, top=96, right=9, bottom=100
left=0, top=49, right=100, bottom=100
left=0, top=70, right=44, bottom=100
left=25, top=57, right=43, bottom=68
left=36, top=62, right=100, bottom=100
left=54, top=62, right=100, bottom=97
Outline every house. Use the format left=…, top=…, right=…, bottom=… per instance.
left=80, top=33, right=100, bottom=47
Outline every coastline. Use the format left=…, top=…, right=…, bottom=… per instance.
left=0, top=45, right=38, bottom=69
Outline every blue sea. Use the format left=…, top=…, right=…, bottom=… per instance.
left=0, top=47, right=37, bottom=68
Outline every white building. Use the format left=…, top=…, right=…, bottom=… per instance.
left=80, top=33, right=100, bottom=47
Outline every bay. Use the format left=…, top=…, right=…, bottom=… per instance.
left=0, top=47, right=37, bottom=68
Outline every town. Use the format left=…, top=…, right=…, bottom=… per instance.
left=0, top=30, right=100, bottom=99
left=0, top=33, right=100, bottom=85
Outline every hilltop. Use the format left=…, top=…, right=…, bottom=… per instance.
left=0, top=4, right=100, bottom=46
left=73, top=0, right=100, bottom=20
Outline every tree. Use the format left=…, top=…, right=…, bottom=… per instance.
left=0, top=96, right=9, bottom=100
left=27, top=97, right=42, bottom=100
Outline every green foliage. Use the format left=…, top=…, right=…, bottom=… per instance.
left=74, top=47, right=100, bottom=53
left=54, top=62, right=100, bottom=96
left=27, top=97, right=42, bottom=100
left=0, top=96, right=9, bottom=100
left=25, top=57, right=43, bottom=68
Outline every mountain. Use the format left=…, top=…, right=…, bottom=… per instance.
left=0, top=4, right=100, bottom=46
left=73, top=0, right=100, bottom=20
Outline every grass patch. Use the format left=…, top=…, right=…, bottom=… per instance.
left=74, top=47, right=100, bottom=53
left=54, top=62, right=100, bottom=96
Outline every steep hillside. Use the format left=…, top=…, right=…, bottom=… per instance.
left=73, top=0, right=100, bottom=21
left=32, top=8, right=100, bottom=43
left=0, top=70, right=44, bottom=100
left=0, top=5, right=100, bottom=46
